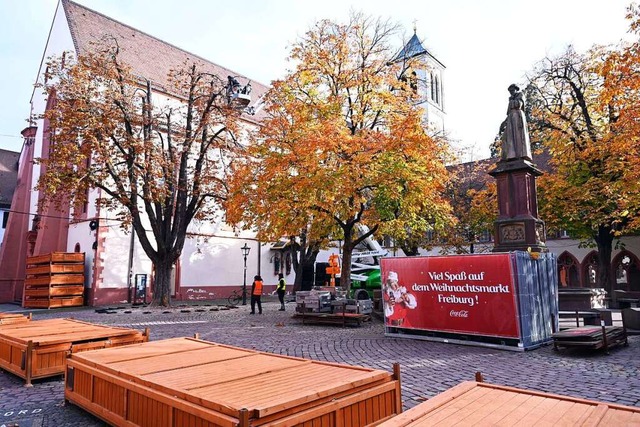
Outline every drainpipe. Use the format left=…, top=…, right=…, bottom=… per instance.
left=126, top=228, right=135, bottom=303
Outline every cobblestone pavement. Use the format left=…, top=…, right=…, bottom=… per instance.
left=1, top=300, right=639, bottom=426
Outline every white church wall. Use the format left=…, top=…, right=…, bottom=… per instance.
left=29, top=3, right=75, bottom=216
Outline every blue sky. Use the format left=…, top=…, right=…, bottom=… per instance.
left=0, top=0, right=633, bottom=159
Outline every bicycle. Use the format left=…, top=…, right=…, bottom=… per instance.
left=227, top=288, right=246, bottom=306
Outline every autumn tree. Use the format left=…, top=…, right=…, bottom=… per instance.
left=528, top=42, right=640, bottom=293
left=38, top=41, right=246, bottom=306
left=436, top=159, right=496, bottom=255
left=227, top=13, right=452, bottom=291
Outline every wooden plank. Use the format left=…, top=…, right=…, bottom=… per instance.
left=106, top=346, right=259, bottom=377
left=408, top=386, right=493, bottom=425
left=25, top=275, right=85, bottom=286
left=27, top=252, right=84, bottom=265
left=26, top=264, right=84, bottom=275
left=189, top=364, right=390, bottom=417
left=598, top=407, right=637, bottom=425
left=25, top=285, right=84, bottom=297
left=0, top=319, right=142, bottom=345
left=0, top=313, right=30, bottom=325
left=377, top=382, right=477, bottom=426
left=23, top=295, right=84, bottom=309
left=71, top=338, right=213, bottom=367
left=472, top=392, right=535, bottom=426
left=449, top=389, right=517, bottom=425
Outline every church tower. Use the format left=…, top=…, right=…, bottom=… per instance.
left=394, top=27, right=446, bottom=137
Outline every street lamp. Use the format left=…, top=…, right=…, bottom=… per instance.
left=241, top=243, right=251, bottom=305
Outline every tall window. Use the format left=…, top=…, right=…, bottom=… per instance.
left=430, top=72, right=435, bottom=100
left=613, top=251, right=640, bottom=292
left=2, top=211, right=8, bottom=229
left=557, top=251, right=579, bottom=287
left=435, top=76, right=440, bottom=105
left=582, top=251, right=600, bottom=288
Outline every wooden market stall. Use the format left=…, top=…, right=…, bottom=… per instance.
left=377, top=381, right=640, bottom=426
left=64, top=337, right=402, bottom=427
left=0, top=318, right=148, bottom=385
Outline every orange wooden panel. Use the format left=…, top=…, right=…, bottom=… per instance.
left=72, top=337, right=214, bottom=366
left=25, top=274, right=85, bottom=286
left=26, top=264, right=84, bottom=275
left=27, top=252, right=84, bottom=265
left=0, top=319, right=141, bottom=346
left=598, top=407, right=639, bottom=425
left=191, top=362, right=389, bottom=417
left=107, top=346, right=263, bottom=378
left=379, top=382, right=640, bottom=427
left=67, top=338, right=398, bottom=427
left=25, top=285, right=84, bottom=297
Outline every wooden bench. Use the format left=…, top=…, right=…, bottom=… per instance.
left=377, top=381, right=640, bottom=426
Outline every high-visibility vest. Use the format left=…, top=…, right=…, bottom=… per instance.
left=252, top=280, right=263, bottom=295
left=277, top=278, right=286, bottom=291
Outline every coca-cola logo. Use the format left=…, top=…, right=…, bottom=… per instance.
left=450, top=310, right=469, bottom=318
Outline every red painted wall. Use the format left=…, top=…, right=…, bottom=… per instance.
left=0, top=128, right=37, bottom=302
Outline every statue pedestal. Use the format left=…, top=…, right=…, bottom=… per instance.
left=489, top=158, right=547, bottom=253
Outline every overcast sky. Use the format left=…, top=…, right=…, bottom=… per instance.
left=0, top=0, right=634, bottom=159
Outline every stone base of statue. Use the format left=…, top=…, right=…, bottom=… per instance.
left=489, top=158, right=548, bottom=253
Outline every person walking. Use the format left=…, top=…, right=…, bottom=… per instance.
left=276, top=273, right=286, bottom=311
left=250, top=275, right=263, bottom=314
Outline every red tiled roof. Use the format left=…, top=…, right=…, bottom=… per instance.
left=62, top=0, right=269, bottom=122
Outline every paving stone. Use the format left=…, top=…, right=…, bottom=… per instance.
left=1, top=301, right=639, bottom=425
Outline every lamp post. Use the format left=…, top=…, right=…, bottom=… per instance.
left=241, top=243, right=251, bottom=305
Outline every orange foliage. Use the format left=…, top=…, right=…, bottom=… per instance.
left=227, top=13, right=452, bottom=290
left=37, top=41, right=246, bottom=305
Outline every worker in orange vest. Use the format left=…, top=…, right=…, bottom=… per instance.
left=250, top=275, right=263, bottom=314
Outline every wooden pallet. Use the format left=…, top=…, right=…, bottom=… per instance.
left=0, top=318, right=148, bottom=385
left=23, top=252, right=85, bottom=309
left=65, top=337, right=402, bottom=426
left=293, top=311, right=371, bottom=327
left=377, top=381, right=640, bottom=426
left=552, top=325, right=628, bottom=354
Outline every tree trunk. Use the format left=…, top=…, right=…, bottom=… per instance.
left=595, top=225, right=614, bottom=295
left=293, top=245, right=320, bottom=292
left=399, top=243, right=419, bottom=256
left=152, top=257, right=173, bottom=307
left=341, top=225, right=354, bottom=291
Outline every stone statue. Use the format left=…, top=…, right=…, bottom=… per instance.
left=502, top=84, right=532, bottom=161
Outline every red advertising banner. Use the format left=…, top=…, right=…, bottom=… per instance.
left=381, top=254, right=520, bottom=338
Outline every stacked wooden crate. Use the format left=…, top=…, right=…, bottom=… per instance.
left=23, top=252, right=85, bottom=309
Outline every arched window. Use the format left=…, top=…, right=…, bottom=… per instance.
left=74, top=243, right=81, bottom=253
left=557, top=251, right=579, bottom=288
left=582, top=251, right=600, bottom=288
left=612, top=251, right=640, bottom=292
